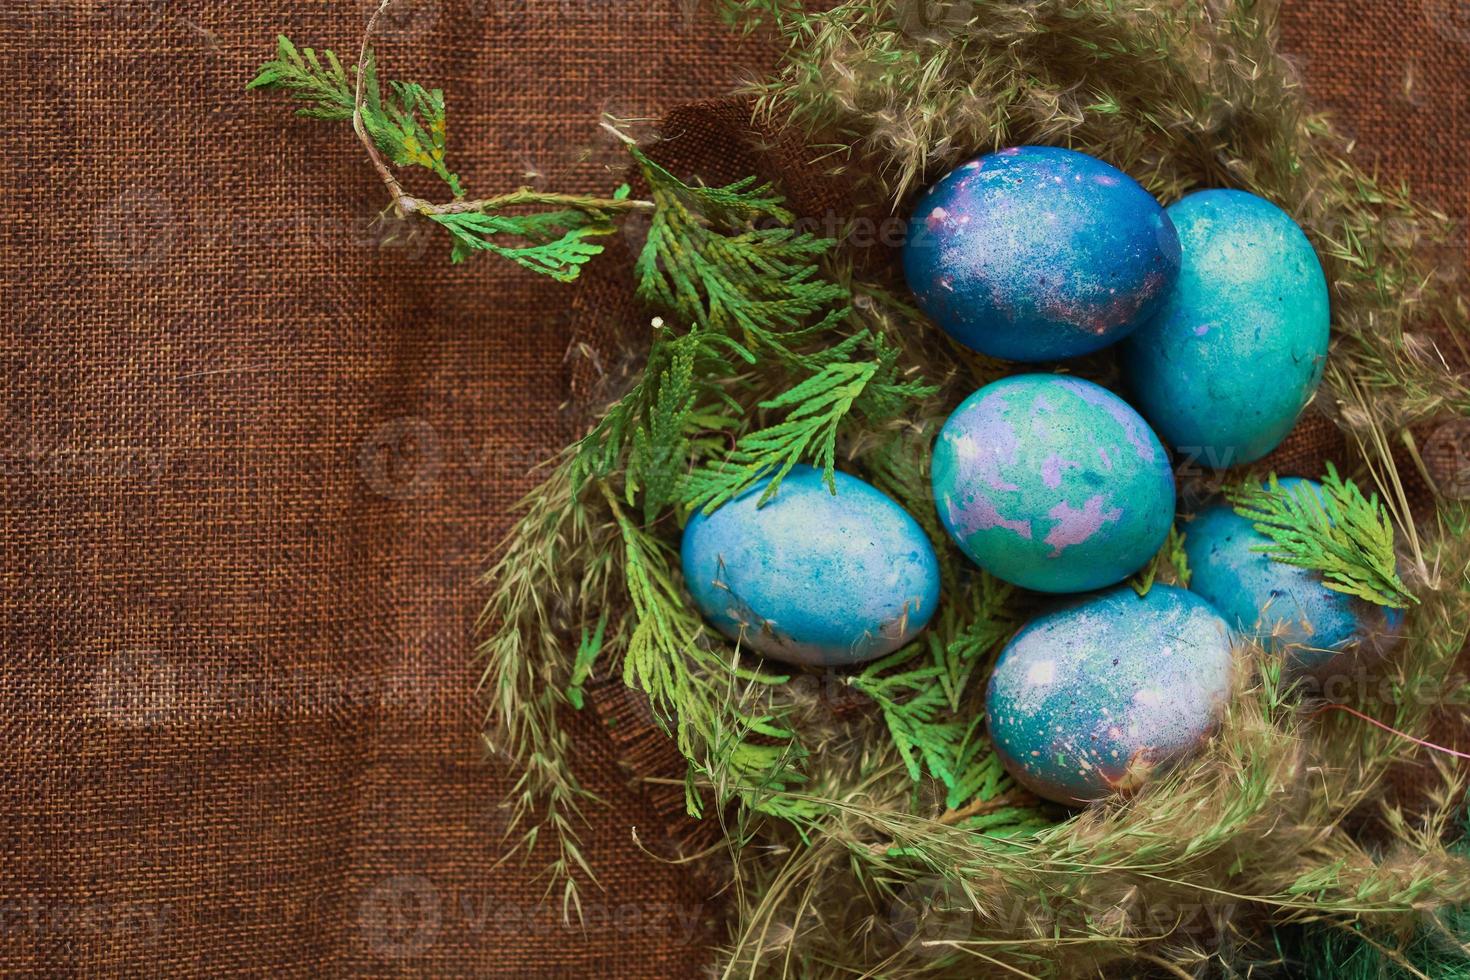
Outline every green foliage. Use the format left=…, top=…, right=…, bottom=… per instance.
left=603, top=488, right=818, bottom=823
left=851, top=645, right=967, bottom=786
left=849, top=576, right=1014, bottom=792
left=569, top=147, right=933, bottom=526
left=564, top=614, right=605, bottom=711
left=1130, top=523, right=1191, bottom=596
left=428, top=203, right=620, bottom=280
left=630, top=145, right=851, bottom=362
left=249, top=36, right=647, bottom=281
left=683, top=341, right=935, bottom=513
left=247, top=36, right=462, bottom=196
left=571, top=327, right=725, bottom=507
left=1278, top=796, right=1470, bottom=979
left=1227, top=464, right=1417, bottom=608
left=942, top=719, right=1009, bottom=812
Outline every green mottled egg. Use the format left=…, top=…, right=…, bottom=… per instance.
left=931, top=374, right=1176, bottom=593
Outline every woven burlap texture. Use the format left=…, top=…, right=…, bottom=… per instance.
left=5, top=0, right=1466, bottom=975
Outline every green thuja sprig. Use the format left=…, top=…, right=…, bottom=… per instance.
left=249, top=37, right=646, bottom=282
left=248, top=36, right=463, bottom=196
left=683, top=336, right=936, bottom=513
left=601, top=486, right=819, bottom=824
left=563, top=614, right=606, bottom=712
left=849, top=576, right=1014, bottom=793
left=1130, top=523, right=1192, bottom=597
left=569, top=150, right=930, bottom=517
left=1226, top=464, right=1417, bottom=608
left=934, top=575, right=1016, bottom=712
left=943, top=718, right=1011, bottom=814
left=851, top=641, right=963, bottom=786
left=428, top=201, right=623, bottom=280
left=570, top=324, right=747, bottom=521
left=630, top=145, right=851, bottom=362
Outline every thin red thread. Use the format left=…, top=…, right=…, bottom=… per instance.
left=1310, top=703, right=1470, bottom=761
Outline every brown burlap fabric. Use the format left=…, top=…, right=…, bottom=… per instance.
left=5, top=1, right=1466, bottom=975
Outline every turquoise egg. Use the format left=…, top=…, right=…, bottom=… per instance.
left=986, top=585, right=1234, bottom=806
left=903, top=146, right=1181, bottom=362
left=931, top=374, right=1176, bottom=593
left=1184, top=480, right=1404, bottom=673
left=681, top=465, right=941, bottom=668
left=1120, top=189, right=1330, bottom=467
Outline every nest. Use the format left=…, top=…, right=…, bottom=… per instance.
left=482, top=1, right=1470, bottom=975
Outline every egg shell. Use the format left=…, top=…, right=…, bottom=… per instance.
left=1184, top=481, right=1404, bottom=673
left=931, top=374, right=1176, bottom=593
left=1120, top=189, right=1330, bottom=467
left=903, top=145, right=1181, bottom=362
left=680, top=465, right=941, bottom=668
left=986, top=585, right=1234, bottom=806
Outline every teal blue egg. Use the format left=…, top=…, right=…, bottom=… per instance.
left=931, top=374, right=1176, bottom=593
left=1184, top=480, right=1404, bottom=673
left=681, top=465, right=941, bottom=668
left=1120, top=189, right=1330, bottom=467
left=986, top=585, right=1234, bottom=806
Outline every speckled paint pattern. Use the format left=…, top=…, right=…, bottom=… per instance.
left=1121, top=189, right=1330, bottom=467
left=986, top=585, right=1234, bottom=806
left=902, top=145, right=1181, bottom=362
left=1184, top=482, right=1404, bottom=673
left=931, top=374, right=1176, bottom=593
left=681, top=465, right=941, bottom=668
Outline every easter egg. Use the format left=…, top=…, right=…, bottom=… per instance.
left=931, top=374, right=1176, bottom=593
left=1183, top=481, right=1404, bottom=673
left=1120, top=189, right=1330, bottom=467
left=903, top=145, right=1181, bottom=362
left=986, top=585, right=1234, bottom=806
left=681, top=465, right=941, bottom=668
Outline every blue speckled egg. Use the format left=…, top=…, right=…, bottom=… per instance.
left=1184, top=480, right=1404, bottom=673
left=903, top=145, right=1181, bottom=362
left=1121, top=189, right=1330, bottom=467
left=986, top=585, right=1234, bottom=806
left=931, top=374, right=1176, bottom=593
left=681, top=465, right=941, bottom=668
